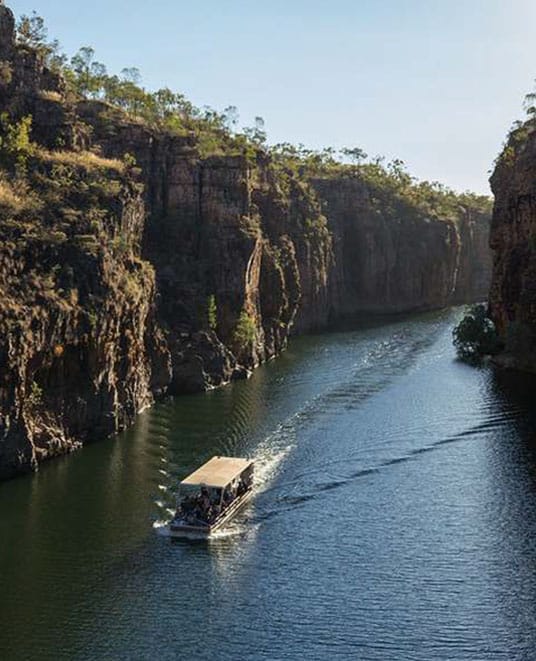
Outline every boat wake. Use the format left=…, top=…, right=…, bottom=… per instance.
left=152, top=311, right=463, bottom=538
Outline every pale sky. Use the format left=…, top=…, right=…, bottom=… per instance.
left=7, top=0, right=536, bottom=194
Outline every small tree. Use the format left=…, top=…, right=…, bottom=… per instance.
left=0, top=114, right=34, bottom=170
left=340, top=146, right=368, bottom=165
left=45, top=39, right=68, bottom=72
left=207, top=295, right=217, bottom=330
left=16, top=12, right=47, bottom=49
left=152, top=87, right=180, bottom=121
left=121, top=67, right=142, bottom=86
left=244, top=116, right=266, bottom=145
left=233, top=310, right=257, bottom=349
left=70, top=47, right=98, bottom=96
left=452, top=304, right=501, bottom=363
left=222, top=105, right=239, bottom=133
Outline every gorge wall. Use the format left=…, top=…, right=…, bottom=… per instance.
left=489, top=125, right=536, bottom=371
left=0, top=2, right=492, bottom=478
left=309, top=177, right=491, bottom=325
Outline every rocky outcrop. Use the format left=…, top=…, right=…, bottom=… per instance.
left=310, top=177, right=459, bottom=319
left=0, top=4, right=170, bottom=479
left=488, top=126, right=536, bottom=371
left=291, top=177, right=490, bottom=327
left=0, top=164, right=171, bottom=479
left=76, top=103, right=334, bottom=386
left=452, top=206, right=493, bottom=304
left=0, top=1, right=493, bottom=478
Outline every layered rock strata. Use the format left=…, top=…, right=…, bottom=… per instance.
left=0, top=2, right=493, bottom=477
left=489, top=126, right=536, bottom=371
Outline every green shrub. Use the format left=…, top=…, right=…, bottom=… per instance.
left=452, top=304, right=502, bottom=363
left=112, top=234, right=129, bottom=255
left=28, top=381, right=43, bottom=406
left=207, top=294, right=217, bottom=330
left=0, top=61, right=12, bottom=87
left=233, top=310, right=256, bottom=349
left=0, top=114, right=34, bottom=170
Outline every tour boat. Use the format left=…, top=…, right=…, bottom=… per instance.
left=168, top=456, right=254, bottom=538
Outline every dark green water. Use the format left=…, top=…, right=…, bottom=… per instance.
left=1, top=309, right=536, bottom=660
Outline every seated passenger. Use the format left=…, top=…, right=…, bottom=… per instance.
left=223, top=488, right=233, bottom=506
left=200, top=487, right=211, bottom=511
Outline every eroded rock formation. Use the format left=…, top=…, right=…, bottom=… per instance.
left=489, top=126, right=536, bottom=371
left=0, top=2, right=493, bottom=478
left=310, top=177, right=491, bottom=320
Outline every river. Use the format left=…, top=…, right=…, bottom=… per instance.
left=1, top=309, right=536, bottom=660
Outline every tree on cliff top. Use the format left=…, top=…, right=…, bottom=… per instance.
left=16, top=12, right=66, bottom=72
left=16, top=11, right=46, bottom=49
left=340, top=147, right=368, bottom=165
left=243, top=116, right=267, bottom=145
left=69, top=47, right=106, bottom=97
left=7, top=6, right=496, bottom=210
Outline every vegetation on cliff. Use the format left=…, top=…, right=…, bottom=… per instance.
left=452, top=305, right=501, bottom=364
left=11, top=10, right=492, bottom=220
left=487, top=81, right=536, bottom=371
left=0, top=2, right=494, bottom=478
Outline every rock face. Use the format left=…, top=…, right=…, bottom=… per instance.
left=0, top=4, right=170, bottom=479
left=310, top=177, right=465, bottom=320
left=0, top=190, right=171, bottom=478
left=489, top=127, right=536, bottom=371
left=0, top=1, right=493, bottom=478
left=76, top=103, right=334, bottom=387
left=293, top=178, right=492, bottom=332
left=452, top=206, right=493, bottom=304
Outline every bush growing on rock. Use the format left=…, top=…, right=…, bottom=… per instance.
left=207, top=295, right=217, bottom=331
left=28, top=381, right=43, bottom=406
left=233, top=311, right=257, bottom=350
left=0, top=61, right=12, bottom=86
left=0, top=113, right=34, bottom=170
left=452, top=304, right=502, bottom=363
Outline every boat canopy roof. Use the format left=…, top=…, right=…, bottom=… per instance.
left=180, top=456, right=253, bottom=489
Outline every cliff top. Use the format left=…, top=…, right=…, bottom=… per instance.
left=0, top=1, right=491, bottom=227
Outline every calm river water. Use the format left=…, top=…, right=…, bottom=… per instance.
left=1, top=309, right=536, bottom=660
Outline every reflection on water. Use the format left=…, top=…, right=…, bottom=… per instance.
left=1, top=309, right=536, bottom=660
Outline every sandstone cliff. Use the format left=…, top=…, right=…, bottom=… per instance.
left=309, top=176, right=491, bottom=323
left=489, top=124, right=536, bottom=371
left=0, top=1, right=493, bottom=478
left=0, top=6, right=170, bottom=479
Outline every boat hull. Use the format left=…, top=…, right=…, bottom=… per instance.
left=167, top=489, right=253, bottom=538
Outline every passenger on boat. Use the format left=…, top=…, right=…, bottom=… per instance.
left=200, top=487, right=211, bottom=510
left=182, top=496, right=195, bottom=513
left=223, top=488, right=234, bottom=507
left=208, top=503, right=220, bottom=524
left=188, top=488, right=209, bottom=523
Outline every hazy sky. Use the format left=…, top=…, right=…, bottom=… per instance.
left=7, top=0, right=536, bottom=194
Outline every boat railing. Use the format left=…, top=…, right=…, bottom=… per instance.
left=174, top=482, right=253, bottom=528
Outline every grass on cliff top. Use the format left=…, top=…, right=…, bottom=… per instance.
left=35, top=147, right=125, bottom=173
left=10, top=11, right=493, bottom=214
left=0, top=177, right=30, bottom=211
